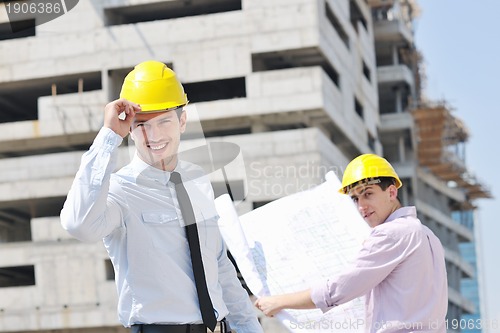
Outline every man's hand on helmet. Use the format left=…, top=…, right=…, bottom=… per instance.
left=104, top=98, right=141, bottom=138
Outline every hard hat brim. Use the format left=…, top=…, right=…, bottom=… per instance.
left=136, top=103, right=187, bottom=114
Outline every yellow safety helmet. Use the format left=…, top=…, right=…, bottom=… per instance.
left=120, top=60, right=188, bottom=112
left=339, top=154, right=402, bottom=194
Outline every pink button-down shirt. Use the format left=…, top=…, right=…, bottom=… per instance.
left=311, top=207, right=448, bottom=332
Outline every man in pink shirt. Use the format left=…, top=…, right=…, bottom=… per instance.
left=255, top=154, right=448, bottom=332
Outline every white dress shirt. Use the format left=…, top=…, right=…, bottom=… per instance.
left=311, top=207, right=448, bottom=333
left=61, top=127, right=263, bottom=332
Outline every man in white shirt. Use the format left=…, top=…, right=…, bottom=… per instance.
left=61, top=60, right=263, bottom=333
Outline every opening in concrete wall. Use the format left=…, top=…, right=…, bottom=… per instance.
left=0, top=71, right=102, bottom=124
left=108, top=67, right=134, bottom=102
left=104, top=0, right=242, bottom=26
left=268, top=123, right=307, bottom=132
left=0, top=265, right=35, bottom=287
left=324, top=121, right=362, bottom=160
left=183, top=77, right=246, bottom=103
left=375, top=48, right=394, bottom=67
left=0, top=197, right=66, bottom=243
left=325, top=1, right=350, bottom=49
left=0, top=207, right=32, bottom=243
left=379, top=130, right=412, bottom=163
left=0, top=139, right=94, bottom=159
left=393, top=176, right=413, bottom=207
left=104, top=259, right=114, bottom=281
left=378, top=83, right=410, bottom=114
left=201, top=127, right=251, bottom=139
left=368, top=132, right=376, bottom=151
left=354, top=96, right=364, bottom=119
left=376, top=45, right=413, bottom=68
left=252, top=47, right=340, bottom=87
left=349, top=0, right=368, bottom=33
left=362, top=59, right=371, bottom=82
left=0, top=19, right=35, bottom=41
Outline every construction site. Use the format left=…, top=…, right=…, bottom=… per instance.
left=0, top=0, right=492, bottom=332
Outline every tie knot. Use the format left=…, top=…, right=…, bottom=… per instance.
left=170, top=171, right=182, bottom=185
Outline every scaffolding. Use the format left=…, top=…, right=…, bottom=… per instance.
left=412, top=104, right=491, bottom=203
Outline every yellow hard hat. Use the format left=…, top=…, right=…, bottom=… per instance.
left=120, top=60, right=188, bottom=112
left=339, top=154, right=402, bottom=194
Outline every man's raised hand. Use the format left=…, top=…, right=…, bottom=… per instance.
left=104, top=99, right=141, bottom=138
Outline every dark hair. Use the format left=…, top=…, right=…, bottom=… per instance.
left=175, top=106, right=185, bottom=119
left=377, top=177, right=397, bottom=191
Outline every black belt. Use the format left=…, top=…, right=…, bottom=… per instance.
left=131, top=319, right=231, bottom=333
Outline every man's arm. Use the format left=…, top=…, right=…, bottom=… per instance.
left=60, top=99, right=140, bottom=242
left=217, top=243, right=264, bottom=333
left=255, top=229, right=406, bottom=316
left=255, top=290, right=315, bottom=317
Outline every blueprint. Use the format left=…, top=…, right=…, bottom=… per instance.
left=215, top=172, right=370, bottom=332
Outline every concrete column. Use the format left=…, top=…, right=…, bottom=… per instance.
left=392, top=45, right=399, bottom=65
left=398, top=135, right=406, bottom=162
left=394, top=86, right=403, bottom=113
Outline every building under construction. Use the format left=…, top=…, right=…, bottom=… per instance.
left=0, top=0, right=490, bottom=332
left=370, top=0, right=490, bottom=325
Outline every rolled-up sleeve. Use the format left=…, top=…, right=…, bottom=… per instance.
left=310, top=230, right=407, bottom=311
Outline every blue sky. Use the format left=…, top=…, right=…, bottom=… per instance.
left=414, top=0, right=500, bottom=322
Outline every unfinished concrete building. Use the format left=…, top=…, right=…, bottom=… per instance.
left=369, top=0, right=491, bottom=325
left=0, top=0, right=378, bottom=331
left=0, top=0, right=488, bottom=332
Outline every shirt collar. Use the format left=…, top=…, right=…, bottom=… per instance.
left=129, top=154, right=206, bottom=186
left=129, top=154, right=174, bottom=186
left=385, top=206, right=417, bottom=223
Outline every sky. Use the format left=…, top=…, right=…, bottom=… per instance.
left=414, top=0, right=500, bottom=323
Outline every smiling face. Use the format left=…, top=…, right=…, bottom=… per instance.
left=130, top=109, right=186, bottom=171
left=349, top=183, right=401, bottom=228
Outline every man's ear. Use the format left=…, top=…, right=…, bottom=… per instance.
left=388, top=184, right=398, bottom=200
left=179, top=110, right=187, bottom=134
